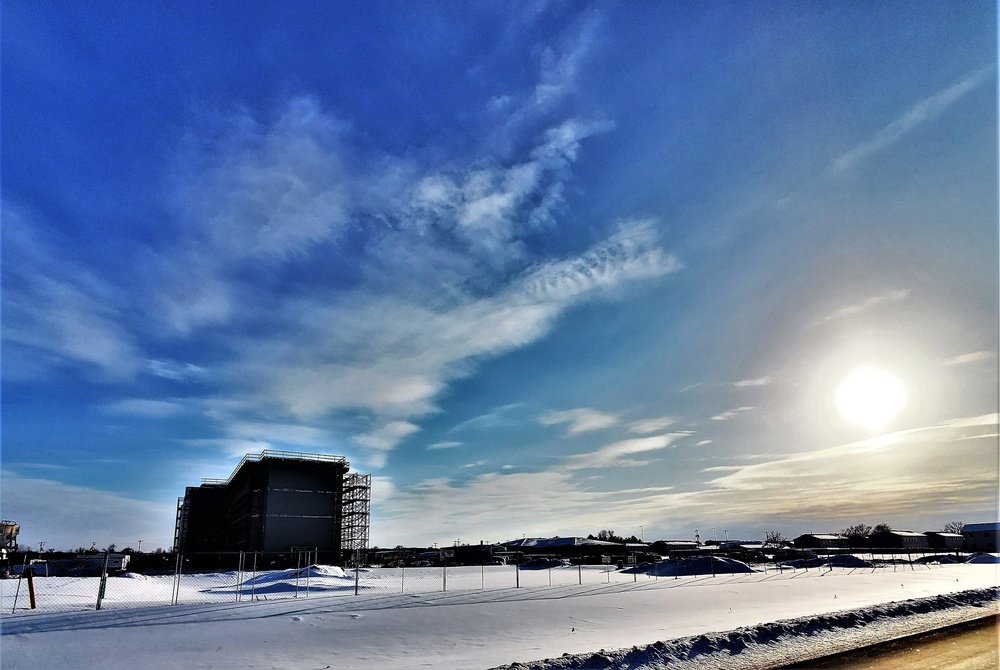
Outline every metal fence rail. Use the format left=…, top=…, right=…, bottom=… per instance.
left=0, top=548, right=971, bottom=615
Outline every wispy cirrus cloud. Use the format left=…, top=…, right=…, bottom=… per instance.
left=540, top=408, right=619, bottom=435
left=5, top=19, right=681, bottom=473
left=0, top=470, right=177, bottom=550
left=711, top=406, right=754, bottom=421
left=943, top=351, right=995, bottom=367
left=731, top=377, right=773, bottom=388
left=832, top=65, right=994, bottom=173
left=565, top=433, right=684, bottom=470
left=428, top=441, right=463, bottom=450
left=2, top=206, right=142, bottom=381
left=818, top=289, right=910, bottom=324
left=628, top=416, right=676, bottom=434
left=374, top=414, right=999, bottom=546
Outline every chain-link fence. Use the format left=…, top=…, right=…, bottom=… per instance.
left=1, top=548, right=968, bottom=615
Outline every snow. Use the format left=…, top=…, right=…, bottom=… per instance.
left=1, top=562, right=996, bottom=669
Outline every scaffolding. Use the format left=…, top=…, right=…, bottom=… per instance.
left=341, top=473, right=371, bottom=553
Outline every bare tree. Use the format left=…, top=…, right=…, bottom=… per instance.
left=840, top=523, right=872, bottom=539
left=764, top=531, right=787, bottom=546
left=872, top=523, right=891, bottom=534
left=943, top=521, right=966, bottom=534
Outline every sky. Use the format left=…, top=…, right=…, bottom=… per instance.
left=1, top=2, right=997, bottom=552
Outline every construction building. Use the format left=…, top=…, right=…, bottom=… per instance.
left=174, top=451, right=370, bottom=560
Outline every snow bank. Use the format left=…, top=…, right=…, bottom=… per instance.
left=644, top=555, right=755, bottom=576
left=3, top=563, right=996, bottom=670
left=492, top=587, right=999, bottom=670
left=967, top=553, right=1000, bottom=564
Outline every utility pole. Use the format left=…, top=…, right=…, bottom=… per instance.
left=137, top=540, right=143, bottom=553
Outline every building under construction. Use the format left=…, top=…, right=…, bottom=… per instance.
left=174, top=451, right=370, bottom=561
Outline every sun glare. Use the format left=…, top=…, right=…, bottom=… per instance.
left=834, top=365, right=908, bottom=432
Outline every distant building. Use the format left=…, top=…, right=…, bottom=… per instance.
left=1, top=521, right=18, bottom=550
left=867, top=529, right=929, bottom=550
left=501, top=536, right=650, bottom=564
left=174, top=451, right=370, bottom=559
left=963, top=522, right=1000, bottom=552
left=924, top=532, right=964, bottom=551
left=650, top=539, right=701, bottom=554
left=792, top=534, right=847, bottom=549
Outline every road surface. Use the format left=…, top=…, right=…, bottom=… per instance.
left=779, top=615, right=998, bottom=670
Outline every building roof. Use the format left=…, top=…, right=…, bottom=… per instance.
left=795, top=534, right=843, bottom=540
left=925, top=532, right=964, bottom=538
left=503, top=537, right=623, bottom=548
left=876, top=530, right=926, bottom=537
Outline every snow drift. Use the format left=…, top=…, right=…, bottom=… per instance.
left=491, top=587, right=999, bottom=670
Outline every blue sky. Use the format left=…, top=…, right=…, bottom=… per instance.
left=2, top=2, right=997, bottom=551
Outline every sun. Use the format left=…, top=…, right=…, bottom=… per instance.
left=834, top=365, right=908, bottom=432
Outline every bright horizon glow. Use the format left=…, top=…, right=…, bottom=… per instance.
left=835, top=365, right=909, bottom=432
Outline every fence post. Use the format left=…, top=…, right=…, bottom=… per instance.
left=481, top=564, right=484, bottom=590
left=516, top=564, right=520, bottom=588
left=172, top=553, right=183, bottom=605
left=443, top=564, right=447, bottom=592
left=578, top=563, right=582, bottom=585
left=26, top=568, right=37, bottom=610
left=236, top=551, right=243, bottom=603
left=11, top=557, right=27, bottom=613
left=95, top=552, right=110, bottom=610
left=251, top=553, right=258, bottom=601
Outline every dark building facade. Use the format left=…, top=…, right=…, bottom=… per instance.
left=175, top=451, right=370, bottom=558
left=963, top=522, right=1000, bottom=552
left=867, top=529, right=929, bottom=550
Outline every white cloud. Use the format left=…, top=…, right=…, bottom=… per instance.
left=2, top=206, right=142, bottom=381
left=374, top=414, right=999, bottom=546
left=0, top=470, right=177, bottom=551
left=373, top=469, right=670, bottom=546
left=565, top=434, right=682, bottom=470
left=428, top=441, right=463, bottom=450
left=223, top=421, right=331, bottom=448
left=628, top=417, right=676, bottom=434
left=147, top=359, right=207, bottom=382
left=540, top=408, right=619, bottom=435
left=711, top=406, right=754, bottom=421
left=700, top=414, right=999, bottom=521
left=354, top=421, right=421, bottom=459
left=943, top=351, right=995, bottom=367
left=183, top=438, right=272, bottom=457
left=818, top=289, right=910, bottom=324
left=832, top=65, right=995, bottom=173
left=731, top=377, right=774, bottom=388
left=696, top=440, right=713, bottom=447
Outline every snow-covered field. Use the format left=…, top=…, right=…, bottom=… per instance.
left=1, top=562, right=997, bottom=669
